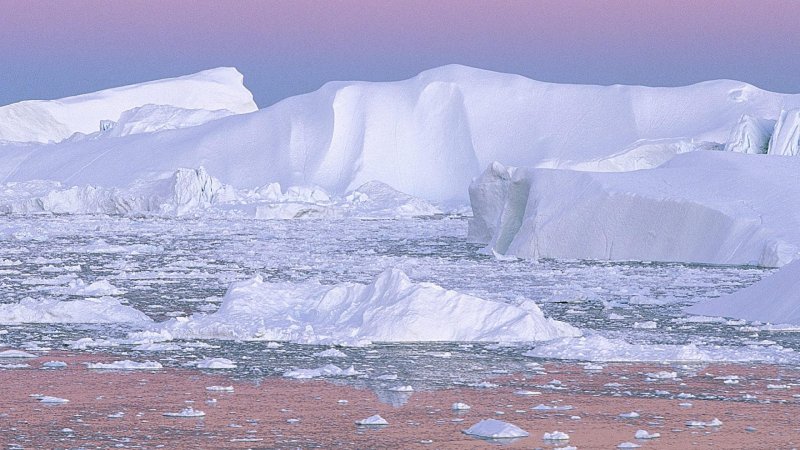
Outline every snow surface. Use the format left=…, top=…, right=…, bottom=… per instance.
left=4, top=65, right=800, bottom=203
left=0, top=297, right=152, bottom=324
left=687, top=259, right=800, bottom=324
left=469, top=152, right=800, bottom=267
left=142, top=268, right=578, bottom=345
left=0, top=67, right=256, bottom=144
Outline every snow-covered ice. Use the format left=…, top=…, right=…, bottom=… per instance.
left=146, top=268, right=578, bottom=345
left=0, top=297, right=151, bottom=324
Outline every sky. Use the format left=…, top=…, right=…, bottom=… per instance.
left=2, top=0, right=800, bottom=108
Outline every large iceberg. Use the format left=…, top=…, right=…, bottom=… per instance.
left=469, top=151, right=800, bottom=267
left=0, top=67, right=256, bottom=144
left=687, top=260, right=800, bottom=325
left=3, top=65, right=800, bottom=202
left=141, top=268, right=579, bottom=345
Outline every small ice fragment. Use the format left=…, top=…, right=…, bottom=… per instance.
left=645, top=371, right=677, bottom=380
left=206, top=385, right=234, bottom=392
left=463, top=419, right=529, bottom=439
left=86, top=360, right=162, bottom=370
left=163, top=407, right=205, bottom=417
left=38, top=396, right=69, bottom=404
left=195, top=357, right=236, bottom=369
left=287, top=418, right=300, bottom=424
left=543, top=431, right=570, bottom=440
left=619, top=411, right=640, bottom=418
left=451, top=402, right=471, bottom=411
left=355, top=414, right=388, bottom=426
left=313, top=348, right=348, bottom=358
left=617, top=443, right=641, bottom=449
left=337, top=400, right=348, bottom=404
left=389, top=385, right=413, bottom=392
left=634, top=429, right=660, bottom=439
left=514, top=390, right=541, bottom=396
left=42, top=361, right=67, bottom=368
left=107, top=412, right=124, bottom=418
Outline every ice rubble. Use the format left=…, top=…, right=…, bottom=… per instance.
left=0, top=67, right=256, bottom=144
left=687, top=259, right=800, bottom=325
left=5, top=65, right=800, bottom=203
left=0, top=168, right=442, bottom=218
left=0, top=297, right=152, bottom=324
left=469, top=152, right=800, bottom=267
left=141, top=268, right=578, bottom=345
left=523, top=333, right=798, bottom=363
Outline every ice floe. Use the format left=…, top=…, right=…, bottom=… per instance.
left=86, top=360, right=163, bottom=370
left=0, top=297, right=152, bottom=325
left=463, top=419, right=529, bottom=439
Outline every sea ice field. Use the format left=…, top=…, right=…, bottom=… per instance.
left=2, top=214, right=797, bottom=396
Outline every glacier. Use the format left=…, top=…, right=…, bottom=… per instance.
left=3, top=65, right=800, bottom=203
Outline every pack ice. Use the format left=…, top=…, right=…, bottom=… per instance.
left=0, top=67, right=256, bottom=144
left=4, top=65, right=800, bottom=203
left=143, top=268, right=578, bottom=345
left=469, top=152, right=800, bottom=267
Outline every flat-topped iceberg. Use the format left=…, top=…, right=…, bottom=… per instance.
left=0, top=67, right=256, bottom=144
left=469, top=152, right=800, bottom=267
left=142, top=268, right=579, bottom=345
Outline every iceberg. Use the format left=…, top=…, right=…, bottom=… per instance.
left=0, top=67, right=256, bottom=144
left=3, top=65, right=800, bottom=203
left=469, top=151, right=800, bottom=267
left=143, top=268, right=579, bottom=345
left=0, top=297, right=152, bottom=324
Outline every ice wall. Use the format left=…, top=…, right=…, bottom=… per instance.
left=469, top=152, right=800, bottom=267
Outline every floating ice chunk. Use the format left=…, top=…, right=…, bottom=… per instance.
left=283, top=364, right=360, bottom=379
left=0, top=350, right=38, bottom=358
left=619, top=412, right=640, bottom=418
left=388, top=385, right=413, bottom=392
left=86, top=360, right=163, bottom=370
left=463, top=419, right=529, bottom=439
left=355, top=414, right=388, bottom=426
left=0, top=297, right=151, bottom=325
left=452, top=402, right=471, bottom=411
left=543, top=431, right=570, bottom=440
left=633, top=321, right=657, bottom=329
left=313, top=348, right=348, bottom=358
left=646, top=371, right=678, bottom=380
left=206, top=386, right=234, bottom=392
left=634, top=429, right=661, bottom=439
left=64, top=279, right=125, bottom=296
left=767, top=384, right=790, bottom=389
left=514, top=390, right=541, bottom=396
left=686, top=418, right=722, bottom=427
left=194, top=357, right=236, bottom=369
left=38, top=396, right=69, bottom=404
left=532, top=404, right=573, bottom=411
left=617, top=443, right=641, bottom=449
left=107, top=412, right=125, bottom=418
left=42, top=361, right=67, bottom=368
left=163, top=407, right=206, bottom=418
